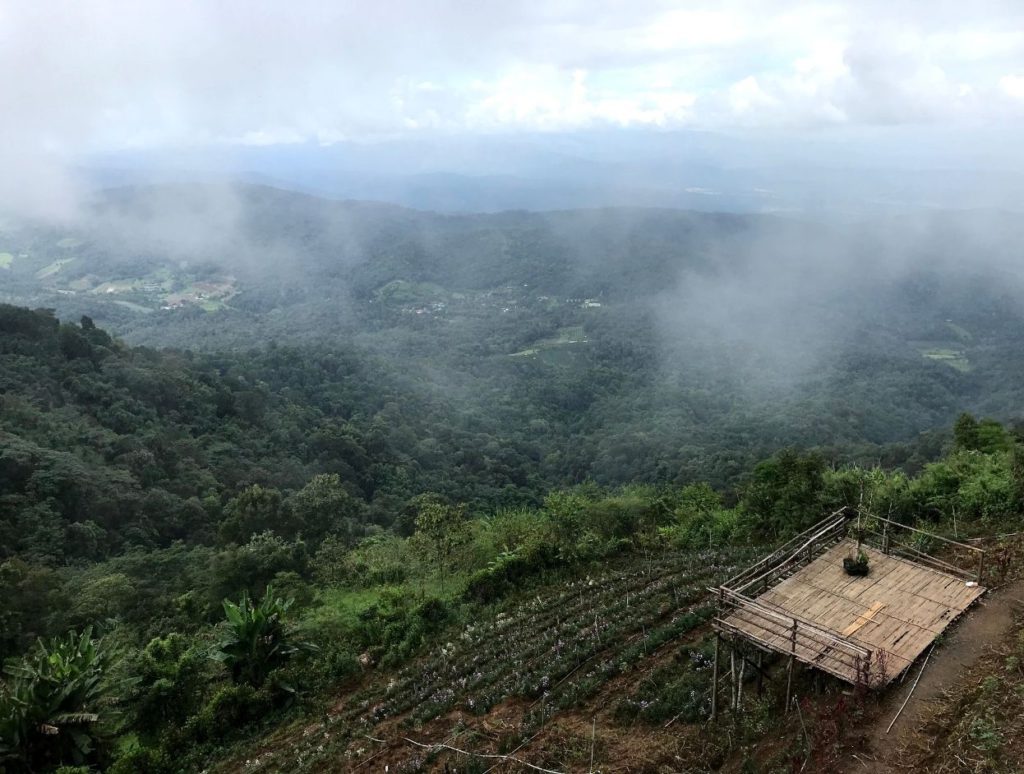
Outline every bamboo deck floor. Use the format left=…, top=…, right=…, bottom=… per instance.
left=721, top=538, right=985, bottom=685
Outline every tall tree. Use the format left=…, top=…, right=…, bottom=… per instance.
left=413, top=500, right=470, bottom=594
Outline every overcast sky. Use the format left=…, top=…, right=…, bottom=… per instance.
left=2, top=1, right=1023, bottom=215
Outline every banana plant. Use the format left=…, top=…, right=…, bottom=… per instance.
left=0, top=627, right=125, bottom=771
left=213, top=585, right=315, bottom=688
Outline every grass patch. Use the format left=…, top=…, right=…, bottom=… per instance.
left=112, top=300, right=155, bottom=314
left=305, top=587, right=383, bottom=631
left=922, top=348, right=971, bottom=372
left=91, top=280, right=140, bottom=294
left=305, top=576, right=463, bottom=632
left=375, top=279, right=447, bottom=304
left=510, top=325, right=588, bottom=357
left=36, top=257, right=75, bottom=279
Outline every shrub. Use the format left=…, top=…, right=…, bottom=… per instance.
left=130, top=633, right=212, bottom=736
left=108, top=745, right=177, bottom=774
left=463, top=543, right=559, bottom=603
left=180, top=683, right=275, bottom=744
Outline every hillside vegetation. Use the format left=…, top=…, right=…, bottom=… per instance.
left=3, top=304, right=1024, bottom=771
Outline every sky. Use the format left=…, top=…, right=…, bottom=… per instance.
left=2, top=0, right=1024, bottom=216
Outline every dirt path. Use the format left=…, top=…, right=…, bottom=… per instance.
left=841, top=579, right=1024, bottom=772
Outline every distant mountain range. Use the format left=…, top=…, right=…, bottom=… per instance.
left=80, top=129, right=1024, bottom=216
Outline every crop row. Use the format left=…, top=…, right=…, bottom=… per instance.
left=247, top=545, right=753, bottom=771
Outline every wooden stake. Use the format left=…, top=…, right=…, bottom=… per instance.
left=403, top=738, right=565, bottom=774
left=887, top=645, right=933, bottom=734
left=589, top=717, right=596, bottom=773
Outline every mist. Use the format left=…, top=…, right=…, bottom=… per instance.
left=1, top=0, right=1023, bottom=452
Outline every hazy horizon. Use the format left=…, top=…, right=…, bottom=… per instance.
left=2, top=1, right=1023, bottom=220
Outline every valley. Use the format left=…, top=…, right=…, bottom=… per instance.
left=4, top=188, right=1024, bottom=773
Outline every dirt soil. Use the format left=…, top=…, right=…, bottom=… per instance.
left=839, top=578, right=1024, bottom=773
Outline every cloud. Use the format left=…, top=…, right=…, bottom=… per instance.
left=0, top=0, right=1022, bottom=218
left=1002, top=74, right=1024, bottom=99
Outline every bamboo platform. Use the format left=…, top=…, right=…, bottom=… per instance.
left=720, top=538, right=984, bottom=684
left=712, top=511, right=988, bottom=696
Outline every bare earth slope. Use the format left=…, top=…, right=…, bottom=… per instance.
left=840, top=578, right=1024, bottom=773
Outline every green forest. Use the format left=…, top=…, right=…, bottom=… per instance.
left=2, top=299, right=1024, bottom=772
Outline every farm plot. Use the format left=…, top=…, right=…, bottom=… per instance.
left=510, top=326, right=589, bottom=359
left=35, top=257, right=75, bottom=279
left=233, top=546, right=753, bottom=773
left=921, top=347, right=971, bottom=372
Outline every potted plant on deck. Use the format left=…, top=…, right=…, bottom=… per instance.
left=844, top=549, right=870, bottom=576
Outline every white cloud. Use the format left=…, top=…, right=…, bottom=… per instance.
left=0, top=0, right=1021, bottom=216
left=463, top=67, right=696, bottom=129
left=1002, top=75, right=1024, bottom=99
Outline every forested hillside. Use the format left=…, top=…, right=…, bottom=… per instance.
left=4, top=186, right=1024, bottom=490
left=5, top=189, right=1024, bottom=771
left=2, top=303, right=1024, bottom=774
left=2, top=305, right=1024, bottom=772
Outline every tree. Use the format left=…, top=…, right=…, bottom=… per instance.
left=218, top=485, right=292, bottom=545
left=413, top=499, right=470, bottom=594
left=740, top=449, right=826, bottom=540
left=208, top=532, right=308, bottom=605
left=288, top=474, right=367, bottom=545
left=0, top=559, right=67, bottom=662
left=953, top=412, right=980, bottom=451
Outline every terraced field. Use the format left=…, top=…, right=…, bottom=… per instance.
left=225, top=546, right=754, bottom=773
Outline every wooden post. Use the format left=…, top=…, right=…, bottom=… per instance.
left=730, top=644, right=736, bottom=710
left=785, top=655, right=795, bottom=712
left=882, top=520, right=890, bottom=554
left=711, top=634, right=720, bottom=721
left=977, top=551, right=985, bottom=585
left=736, top=652, right=746, bottom=709
left=785, top=618, right=797, bottom=712
left=756, top=650, right=764, bottom=696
